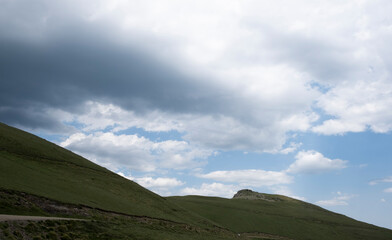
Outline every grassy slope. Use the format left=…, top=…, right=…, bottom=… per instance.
left=2, top=122, right=392, bottom=239
left=0, top=189, right=238, bottom=240
left=0, top=214, right=237, bottom=240
left=0, top=123, right=210, bottom=227
left=168, top=195, right=392, bottom=240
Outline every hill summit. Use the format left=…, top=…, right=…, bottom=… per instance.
left=233, top=189, right=284, bottom=202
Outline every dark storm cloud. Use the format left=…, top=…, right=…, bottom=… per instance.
left=0, top=26, right=229, bottom=130
left=1, top=35, right=206, bottom=106
left=0, top=106, right=74, bottom=134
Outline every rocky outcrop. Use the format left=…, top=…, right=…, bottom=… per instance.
left=232, top=189, right=282, bottom=202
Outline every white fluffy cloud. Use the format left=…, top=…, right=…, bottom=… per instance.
left=117, top=172, right=184, bottom=196
left=316, top=192, right=356, bottom=206
left=309, top=1, right=392, bottom=136
left=75, top=101, right=183, bottom=133
left=134, top=177, right=184, bottom=188
left=180, top=182, right=237, bottom=198
left=70, top=101, right=315, bottom=153
left=61, top=132, right=155, bottom=171
left=199, top=169, right=293, bottom=187
left=313, top=80, right=392, bottom=135
left=287, top=150, right=347, bottom=174
left=60, top=131, right=211, bottom=171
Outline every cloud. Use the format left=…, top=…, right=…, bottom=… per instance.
left=193, top=150, right=344, bottom=199
left=316, top=192, right=356, bottom=206
left=75, top=101, right=183, bottom=132
left=287, top=150, right=347, bottom=174
left=279, top=142, right=303, bottom=154
left=384, top=188, right=392, bottom=193
left=60, top=131, right=211, bottom=171
left=135, top=177, right=184, bottom=188
left=0, top=33, right=318, bottom=153
left=61, top=132, right=156, bottom=171
left=359, top=164, right=368, bottom=168
left=53, top=100, right=315, bottom=153
left=2, top=0, right=392, bottom=164
left=180, top=182, right=237, bottom=198
left=0, top=105, right=76, bottom=134
left=369, top=176, right=392, bottom=186
left=0, top=0, right=321, bottom=154
left=117, top=172, right=184, bottom=196
left=313, top=80, right=392, bottom=135
left=199, top=169, right=293, bottom=187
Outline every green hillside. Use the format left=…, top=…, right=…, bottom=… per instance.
left=168, top=193, right=392, bottom=240
left=1, top=122, right=392, bottom=240
left=0, top=122, right=209, bottom=226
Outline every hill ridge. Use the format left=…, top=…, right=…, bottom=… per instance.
left=1, top=122, right=392, bottom=240
left=0, top=122, right=213, bottom=227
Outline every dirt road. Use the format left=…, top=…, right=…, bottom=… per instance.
left=0, top=214, right=85, bottom=222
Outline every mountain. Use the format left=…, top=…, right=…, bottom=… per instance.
left=0, top=122, right=233, bottom=239
left=0, top=122, right=202, bottom=224
left=1, top=122, right=392, bottom=239
left=169, top=190, right=392, bottom=240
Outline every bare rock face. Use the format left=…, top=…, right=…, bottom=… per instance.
left=232, top=189, right=281, bottom=202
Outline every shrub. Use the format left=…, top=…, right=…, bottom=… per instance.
left=47, top=231, right=58, bottom=240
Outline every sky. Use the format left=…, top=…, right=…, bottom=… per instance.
left=1, top=0, right=392, bottom=229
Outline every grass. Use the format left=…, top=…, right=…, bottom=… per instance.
left=168, top=195, right=392, bottom=240
left=0, top=190, right=238, bottom=240
left=0, top=216, right=239, bottom=240
left=1, top=122, right=392, bottom=240
left=0, top=122, right=214, bottom=227
left=0, top=190, right=48, bottom=217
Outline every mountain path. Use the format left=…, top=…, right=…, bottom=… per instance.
left=240, top=232, right=293, bottom=240
left=0, top=214, right=86, bottom=222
